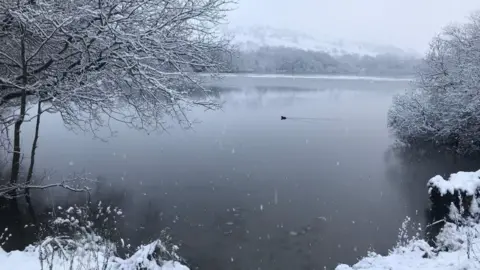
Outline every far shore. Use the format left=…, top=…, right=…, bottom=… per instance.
left=203, top=72, right=414, bottom=82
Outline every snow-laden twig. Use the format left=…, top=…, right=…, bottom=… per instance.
left=0, top=174, right=93, bottom=199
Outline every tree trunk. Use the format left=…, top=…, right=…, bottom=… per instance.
left=10, top=121, right=21, bottom=183
left=10, top=31, right=28, bottom=187
left=10, top=96, right=26, bottom=186
left=25, top=100, right=42, bottom=197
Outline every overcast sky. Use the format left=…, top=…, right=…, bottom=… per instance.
left=228, top=0, right=480, bottom=53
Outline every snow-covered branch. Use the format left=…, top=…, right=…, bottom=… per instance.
left=0, top=173, right=94, bottom=199
left=0, top=0, right=234, bottom=132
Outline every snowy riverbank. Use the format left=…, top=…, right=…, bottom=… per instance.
left=336, top=221, right=480, bottom=270
left=337, top=170, right=480, bottom=270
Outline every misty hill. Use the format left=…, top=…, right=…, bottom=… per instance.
left=227, top=26, right=420, bottom=58
left=223, top=26, right=422, bottom=77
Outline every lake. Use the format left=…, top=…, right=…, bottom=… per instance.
left=3, top=75, right=480, bottom=270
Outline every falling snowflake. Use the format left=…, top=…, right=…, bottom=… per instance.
left=274, top=189, right=278, bottom=205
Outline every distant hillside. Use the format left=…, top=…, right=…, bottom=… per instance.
left=220, top=26, right=422, bottom=77
left=226, top=26, right=420, bottom=58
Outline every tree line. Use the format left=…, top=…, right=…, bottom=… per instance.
left=222, top=46, right=422, bottom=76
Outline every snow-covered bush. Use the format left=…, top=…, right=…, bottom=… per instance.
left=387, top=88, right=436, bottom=144
left=388, top=11, right=480, bottom=154
left=428, top=170, right=480, bottom=223
left=36, top=203, right=124, bottom=268
left=395, top=217, right=423, bottom=249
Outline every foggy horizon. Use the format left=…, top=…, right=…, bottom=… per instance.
left=228, top=0, right=480, bottom=53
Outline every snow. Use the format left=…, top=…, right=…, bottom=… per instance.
left=0, top=240, right=189, bottom=270
left=428, top=170, right=480, bottom=196
left=336, top=221, right=480, bottom=270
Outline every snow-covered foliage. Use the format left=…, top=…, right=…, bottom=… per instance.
left=0, top=203, right=187, bottom=269
left=0, top=0, right=233, bottom=133
left=387, top=11, right=480, bottom=154
left=428, top=170, right=480, bottom=224
left=0, top=0, right=234, bottom=188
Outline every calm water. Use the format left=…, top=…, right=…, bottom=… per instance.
left=4, top=76, right=480, bottom=269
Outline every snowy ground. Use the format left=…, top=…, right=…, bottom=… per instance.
left=336, top=221, right=480, bottom=270
left=0, top=239, right=189, bottom=270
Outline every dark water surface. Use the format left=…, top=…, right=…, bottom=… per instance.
left=4, top=76, right=480, bottom=269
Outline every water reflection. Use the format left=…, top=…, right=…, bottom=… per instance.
left=1, top=77, right=476, bottom=269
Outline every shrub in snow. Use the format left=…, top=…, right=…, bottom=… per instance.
left=387, top=11, right=480, bottom=154
left=395, top=217, right=423, bottom=250
left=428, top=170, right=480, bottom=223
left=34, top=203, right=119, bottom=268
left=0, top=202, right=187, bottom=269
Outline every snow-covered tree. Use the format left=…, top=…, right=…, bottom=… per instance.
left=0, top=0, right=234, bottom=186
left=388, top=11, right=480, bottom=154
